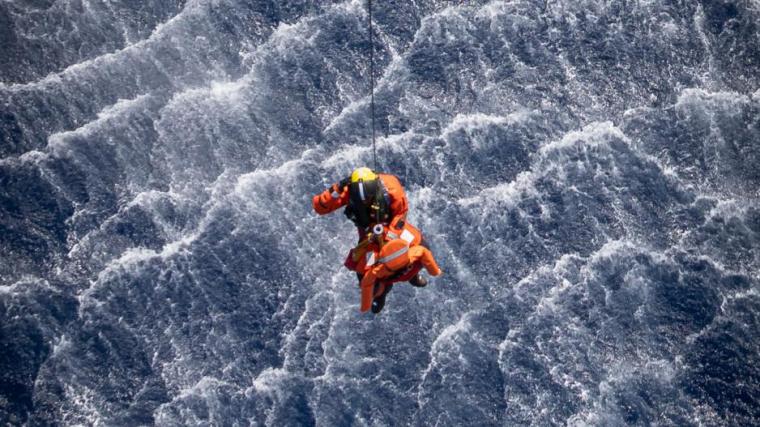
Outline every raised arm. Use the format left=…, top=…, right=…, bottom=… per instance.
left=312, top=177, right=350, bottom=215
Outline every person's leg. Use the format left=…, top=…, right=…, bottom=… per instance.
left=408, top=273, right=427, bottom=287
left=413, top=239, right=431, bottom=285
left=372, top=283, right=393, bottom=313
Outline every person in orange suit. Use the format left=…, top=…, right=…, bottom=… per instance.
left=312, top=167, right=427, bottom=287
left=359, top=239, right=442, bottom=314
left=312, top=167, right=408, bottom=233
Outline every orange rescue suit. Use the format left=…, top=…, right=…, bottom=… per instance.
left=312, top=173, right=409, bottom=229
left=359, top=244, right=442, bottom=313
left=345, top=221, right=424, bottom=273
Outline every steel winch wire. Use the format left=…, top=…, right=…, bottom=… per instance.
left=367, top=0, right=377, bottom=171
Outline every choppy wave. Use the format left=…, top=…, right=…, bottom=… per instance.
left=1, top=0, right=758, bottom=425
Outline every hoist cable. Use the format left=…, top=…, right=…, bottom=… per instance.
left=368, top=0, right=377, bottom=171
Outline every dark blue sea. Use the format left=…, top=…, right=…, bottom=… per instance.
left=1, top=1, right=759, bottom=425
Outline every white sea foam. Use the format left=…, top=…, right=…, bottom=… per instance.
left=0, top=276, right=52, bottom=296
left=538, top=121, right=627, bottom=156
left=251, top=367, right=290, bottom=394
left=43, top=94, right=153, bottom=155
left=1, top=1, right=198, bottom=93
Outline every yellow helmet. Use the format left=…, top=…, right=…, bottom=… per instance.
left=351, top=167, right=377, bottom=183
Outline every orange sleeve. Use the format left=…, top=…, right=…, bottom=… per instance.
left=409, top=246, right=442, bottom=276
left=312, top=183, right=349, bottom=215
left=380, top=174, right=408, bottom=224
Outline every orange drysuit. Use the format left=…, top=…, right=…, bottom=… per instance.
left=312, top=173, right=408, bottom=230
left=359, top=241, right=442, bottom=313
left=345, top=221, right=424, bottom=273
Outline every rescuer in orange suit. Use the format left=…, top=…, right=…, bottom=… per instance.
left=312, top=167, right=408, bottom=233
left=311, top=167, right=428, bottom=288
left=359, top=238, right=442, bottom=313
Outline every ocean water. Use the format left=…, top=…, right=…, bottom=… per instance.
left=1, top=0, right=758, bottom=425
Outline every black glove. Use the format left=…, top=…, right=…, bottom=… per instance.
left=325, top=177, right=350, bottom=194
left=338, top=176, right=351, bottom=190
